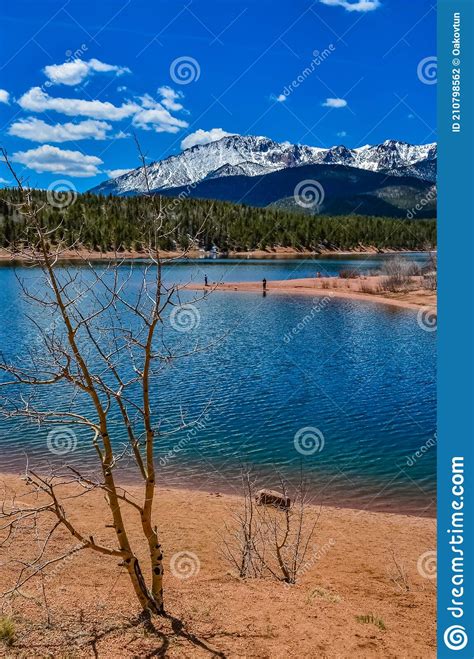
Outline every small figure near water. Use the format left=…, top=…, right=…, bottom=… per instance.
left=262, top=278, right=267, bottom=291
left=204, top=274, right=208, bottom=287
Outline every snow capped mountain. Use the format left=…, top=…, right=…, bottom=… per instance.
left=92, top=136, right=325, bottom=195
left=90, top=135, right=437, bottom=196
left=353, top=140, right=437, bottom=174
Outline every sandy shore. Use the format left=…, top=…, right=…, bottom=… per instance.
left=188, top=275, right=437, bottom=312
left=0, top=247, right=428, bottom=263
left=0, top=473, right=436, bottom=657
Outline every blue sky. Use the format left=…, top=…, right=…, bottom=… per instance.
left=0, top=0, right=436, bottom=191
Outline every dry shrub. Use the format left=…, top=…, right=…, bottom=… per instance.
left=339, top=269, right=360, bottom=279
left=405, top=262, right=422, bottom=276
left=422, top=252, right=437, bottom=290
left=379, top=257, right=417, bottom=292
left=359, top=281, right=382, bottom=294
left=423, top=272, right=437, bottom=290
left=221, top=468, right=320, bottom=585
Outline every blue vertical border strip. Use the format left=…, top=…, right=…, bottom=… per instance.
left=438, top=1, right=474, bottom=657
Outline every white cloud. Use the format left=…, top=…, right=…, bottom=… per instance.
left=0, top=177, right=10, bottom=185
left=18, top=87, right=139, bottom=120
left=181, top=128, right=236, bottom=150
left=320, top=0, right=380, bottom=11
left=137, top=93, right=157, bottom=109
left=12, top=145, right=103, bottom=177
left=322, top=97, right=347, bottom=108
left=18, top=86, right=189, bottom=134
left=337, top=130, right=347, bottom=137
left=132, top=93, right=188, bottom=134
left=133, top=108, right=188, bottom=133
left=8, top=117, right=112, bottom=143
left=106, top=168, right=132, bottom=178
left=44, top=58, right=130, bottom=86
left=157, top=86, right=184, bottom=111
left=0, top=89, right=9, bottom=104
left=276, top=94, right=287, bottom=103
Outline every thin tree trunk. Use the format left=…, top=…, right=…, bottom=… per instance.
left=126, top=555, right=163, bottom=614
left=40, top=230, right=164, bottom=615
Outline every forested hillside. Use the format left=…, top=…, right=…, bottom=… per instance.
left=0, top=189, right=436, bottom=253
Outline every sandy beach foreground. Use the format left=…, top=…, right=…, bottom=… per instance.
left=188, top=275, right=437, bottom=311
left=0, top=474, right=436, bottom=657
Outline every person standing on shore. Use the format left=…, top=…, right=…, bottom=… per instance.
left=204, top=274, right=208, bottom=287
left=262, top=278, right=267, bottom=292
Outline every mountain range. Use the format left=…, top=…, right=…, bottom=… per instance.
left=90, top=135, right=437, bottom=218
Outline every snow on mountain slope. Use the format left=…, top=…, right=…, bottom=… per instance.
left=353, top=140, right=437, bottom=174
left=90, top=135, right=437, bottom=196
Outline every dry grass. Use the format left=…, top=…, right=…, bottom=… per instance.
left=356, top=613, right=386, bottom=631
left=359, top=281, right=383, bottom=294
left=0, top=616, right=15, bottom=646
left=339, top=269, right=360, bottom=279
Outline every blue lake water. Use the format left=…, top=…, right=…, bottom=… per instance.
left=0, top=255, right=436, bottom=515
left=134, top=252, right=431, bottom=284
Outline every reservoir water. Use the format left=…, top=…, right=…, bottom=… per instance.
left=0, top=255, right=436, bottom=515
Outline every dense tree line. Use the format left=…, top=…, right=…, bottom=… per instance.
left=0, top=189, right=436, bottom=252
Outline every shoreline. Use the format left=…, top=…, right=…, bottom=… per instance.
left=0, top=246, right=433, bottom=263
left=187, top=275, right=437, bottom=312
left=0, top=466, right=435, bottom=519
left=0, top=471, right=432, bottom=519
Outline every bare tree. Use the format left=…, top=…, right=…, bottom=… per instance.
left=0, top=147, right=211, bottom=617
